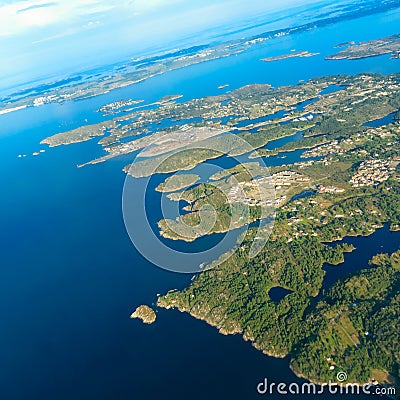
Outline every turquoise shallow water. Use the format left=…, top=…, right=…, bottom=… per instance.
left=1, top=8, right=400, bottom=400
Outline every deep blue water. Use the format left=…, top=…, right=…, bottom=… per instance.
left=1, top=8, right=400, bottom=400
left=263, top=130, right=304, bottom=150
left=290, top=190, right=316, bottom=202
left=363, top=111, right=397, bottom=128
left=323, top=224, right=400, bottom=290
left=319, top=84, right=346, bottom=95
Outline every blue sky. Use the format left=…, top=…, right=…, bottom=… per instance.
left=0, top=0, right=329, bottom=91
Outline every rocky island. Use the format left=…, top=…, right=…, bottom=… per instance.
left=262, top=50, right=319, bottom=62
left=130, top=305, right=156, bottom=325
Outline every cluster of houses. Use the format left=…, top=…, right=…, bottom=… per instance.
left=226, top=170, right=309, bottom=207
left=350, top=159, right=394, bottom=187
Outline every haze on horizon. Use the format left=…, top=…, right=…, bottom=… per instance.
left=1, top=0, right=340, bottom=92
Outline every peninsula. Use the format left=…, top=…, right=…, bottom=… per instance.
left=326, top=34, right=400, bottom=60
left=156, top=174, right=200, bottom=193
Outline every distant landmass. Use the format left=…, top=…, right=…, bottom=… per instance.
left=1, top=0, right=399, bottom=114
left=327, top=34, right=400, bottom=60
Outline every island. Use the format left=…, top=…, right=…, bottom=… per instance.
left=42, top=76, right=331, bottom=162
left=43, top=72, right=399, bottom=175
left=130, top=305, right=156, bottom=325
left=40, top=120, right=115, bottom=147
left=98, top=99, right=144, bottom=116
left=262, top=50, right=319, bottom=62
left=156, top=94, right=183, bottom=104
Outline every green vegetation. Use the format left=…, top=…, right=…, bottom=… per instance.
left=124, top=148, right=223, bottom=178
left=157, top=118, right=400, bottom=385
left=120, top=73, right=400, bottom=241
left=156, top=174, right=200, bottom=193
left=41, top=121, right=114, bottom=147
left=158, top=236, right=356, bottom=352
left=158, top=237, right=400, bottom=386
left=293, top=249, right=400, bottom=385
left=158, top=119, right=400, bottom=241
